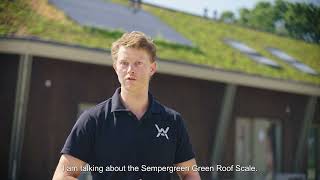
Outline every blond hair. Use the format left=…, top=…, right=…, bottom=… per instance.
left=111, top=31, right=157, bottom=62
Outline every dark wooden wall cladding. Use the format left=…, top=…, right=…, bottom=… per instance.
left=314, top=98, right=320, bottom=125
left=234, top=86, right=308, bottom=119
left=220, top=86, right=309, bottom=178
left=20, top=57, right=119, bottom=180
left=0, top=53, right=19, bottom=179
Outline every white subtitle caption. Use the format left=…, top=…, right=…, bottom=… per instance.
left=63, top=164, right=258, bottom=173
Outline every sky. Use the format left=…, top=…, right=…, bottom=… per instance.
left=143, top=0, right=320, bottom=18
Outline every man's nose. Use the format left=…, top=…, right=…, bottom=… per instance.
left=127, top=64, right=135, bottom=74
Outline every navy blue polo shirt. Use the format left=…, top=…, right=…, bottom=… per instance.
left=61, top=88, right=195, bottom=180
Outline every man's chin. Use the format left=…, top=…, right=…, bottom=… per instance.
left=122, top=84, right=148, bottom=92
left=122, top=84, right=139, bottom=91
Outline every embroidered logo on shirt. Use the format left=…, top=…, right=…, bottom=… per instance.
left=155, top=124, right=170, bottom=140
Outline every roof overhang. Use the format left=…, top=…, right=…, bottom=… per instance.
left=1, top=37, right=319, bottom=96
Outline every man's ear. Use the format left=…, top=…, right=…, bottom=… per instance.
left=113, top=62, right=117, bottom=71
left=150, top=62, right=157, bottom=76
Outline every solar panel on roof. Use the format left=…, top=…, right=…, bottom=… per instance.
left=266, top=47, right=318, bottom=75
left=292, top=62, right=318, bottom=75
left=252, top=55, right=280, bottom=67
left=224, top=39, right=281, bottom=68
left=49, top=0, right=193, bottom=46
left=227, top=40, right=257, bottom=54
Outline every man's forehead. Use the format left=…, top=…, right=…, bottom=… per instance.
left=118, top=46, right=151, bottom=60
left=118, top=46, right=146, bottom=52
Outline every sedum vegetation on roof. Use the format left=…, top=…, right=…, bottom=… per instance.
left=0, top=0, right=319, bottom=85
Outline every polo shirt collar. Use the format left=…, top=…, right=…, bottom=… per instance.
left=110, top=87, right=161, bottom=114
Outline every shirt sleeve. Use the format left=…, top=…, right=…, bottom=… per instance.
left=61, top=110, right=96, bottom=163
left=173, top=114, right=195, bottom=164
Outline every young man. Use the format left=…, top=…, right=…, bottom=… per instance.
left=52, top=31, right=200, bottom=180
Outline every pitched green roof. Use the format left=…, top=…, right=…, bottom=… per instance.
left=1, top=0, right=319, bottom=85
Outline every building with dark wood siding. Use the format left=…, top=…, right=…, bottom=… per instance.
left=1, top=37, right=319, bottom=180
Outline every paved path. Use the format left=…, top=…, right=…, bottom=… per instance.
left=49, top=0, right=192, bottom=45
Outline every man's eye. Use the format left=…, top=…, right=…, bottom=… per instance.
left=120, top=61, right=128, bottom=66
left=136, top=61, right=143, bottom=65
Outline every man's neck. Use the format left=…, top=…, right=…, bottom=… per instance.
left=120, top=87, right=149, bottom=120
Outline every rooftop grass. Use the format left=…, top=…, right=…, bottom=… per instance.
left=1, top=0, right=319, bottom=85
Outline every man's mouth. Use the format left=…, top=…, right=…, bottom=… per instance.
left=126, top=77, right=136, bottom=81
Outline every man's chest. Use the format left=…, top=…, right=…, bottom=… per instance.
left=93, top=115, right=177, bottom=166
